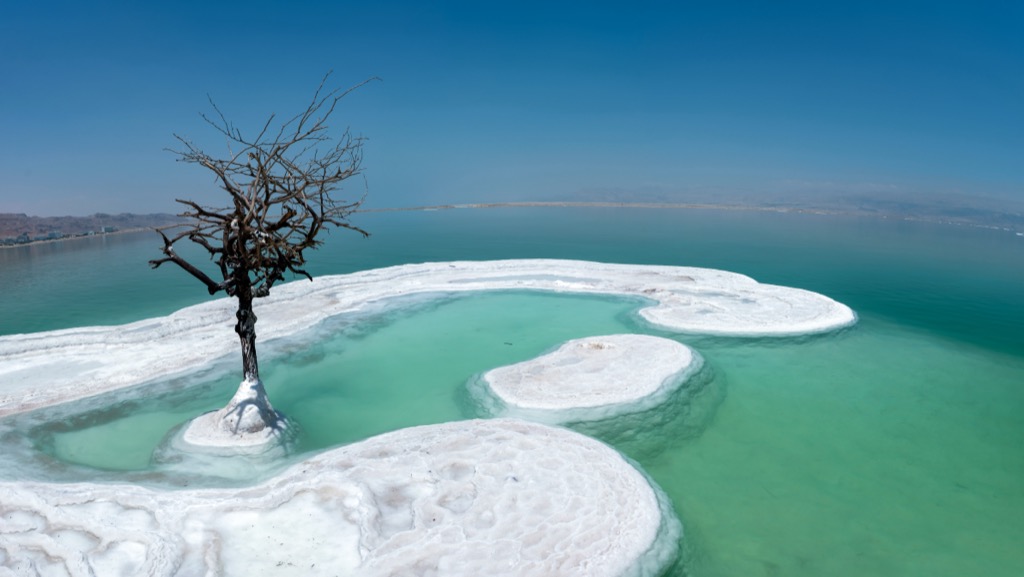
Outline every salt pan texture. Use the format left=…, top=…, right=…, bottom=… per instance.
left=0, top=419, right=680, bottom=577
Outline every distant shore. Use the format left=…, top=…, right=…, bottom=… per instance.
left=4, top=200, right=1020, bottom=250
left=0, top=227, right=154, bottom=250
left=359, top=201, right=846, bottom=216
left=358, top=201, right=1024, bottom=235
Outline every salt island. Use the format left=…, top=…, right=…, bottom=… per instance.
left=473, top=334, right=703, bottom=425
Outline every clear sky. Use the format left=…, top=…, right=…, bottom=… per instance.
left=1, top=0, right=1020, bottom=215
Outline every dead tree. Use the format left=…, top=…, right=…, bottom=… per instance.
left=150, top=75, right=372, bottom=440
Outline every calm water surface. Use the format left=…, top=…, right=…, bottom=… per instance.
left=1, top=207, right=1022, bottom=577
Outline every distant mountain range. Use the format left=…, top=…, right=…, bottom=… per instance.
left=0, top=213, right=183, bottom=242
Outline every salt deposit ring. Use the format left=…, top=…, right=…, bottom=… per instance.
left=0, top=259, right=856, bottom=416
left=0, top=419, right=681, bottom=576
left=476, top=334, right=702, bottom=424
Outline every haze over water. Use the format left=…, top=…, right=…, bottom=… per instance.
left=1, top=207, right=1022, bottom=577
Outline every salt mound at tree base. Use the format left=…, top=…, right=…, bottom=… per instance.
left=0, top=419, right=681, bottom=577
left=178, top=377, right=293, bottom=452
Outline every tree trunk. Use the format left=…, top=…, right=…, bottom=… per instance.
left=177, top=286, right=289, bottom=448
left=208, top=284, right=283, bottom=438
left=235, top=291, right=260, bottom=382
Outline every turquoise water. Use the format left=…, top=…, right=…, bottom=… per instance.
left=23, top=291, right=638, bottom=472
left=2, top=207, right=1023, bottom=576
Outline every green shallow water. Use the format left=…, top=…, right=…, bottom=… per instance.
left=268, top=292, right=642, bottom=453
left=651, top=318, right=1024, bottom=577
left=2, top=207, right=1023, bottom=576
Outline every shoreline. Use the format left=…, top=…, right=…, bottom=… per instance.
left=0, top=227, right=154, bottom=250
left=357, top=201, right=1024, bottom=235
left=359, top=200, right=846, bottom=214
left=5, top=201, right=1020, bottom=252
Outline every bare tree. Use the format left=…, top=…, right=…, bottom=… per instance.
left=150, top=74, right=373, bottom=444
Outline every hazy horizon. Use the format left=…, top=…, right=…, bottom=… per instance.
left=6, top=189, right=1024, bottom=236
left=1, top=1, right=1020, bottom=216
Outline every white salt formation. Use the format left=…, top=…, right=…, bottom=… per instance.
left=477, top=334, right=702, bottom=424
left=0, top=259, right=851, bottom=575
left=0, top=259, right=855, bottom=417
left=178, top=377, right=293, bottom=454
left=0, top=419, right=681, bottom=577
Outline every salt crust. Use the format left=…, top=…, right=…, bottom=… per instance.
left=477, top=334, right=702, bottom=424
left=0, top=419, right=681, bottom=577
left=0, top=259, right=855, bottom=417
left=0, top=259, right=846, bottom=575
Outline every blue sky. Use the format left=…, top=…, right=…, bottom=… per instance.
left=0, top=1, right=1020, bottom=215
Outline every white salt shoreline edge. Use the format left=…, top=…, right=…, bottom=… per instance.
left=0, top=418, right=681, bottom=577
left=0, top=259, right=855, bottom=417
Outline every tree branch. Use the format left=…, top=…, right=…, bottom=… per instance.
left=156, top=74, right=376, bottom=301
left=149, top=230, right=225, bottom=294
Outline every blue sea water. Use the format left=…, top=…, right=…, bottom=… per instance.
left=1, top=207, right=1023, bottom=576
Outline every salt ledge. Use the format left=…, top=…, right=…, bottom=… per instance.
left=0, top=418, right=681, bottom=577
left=0, top=259, right=855, bottom=417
